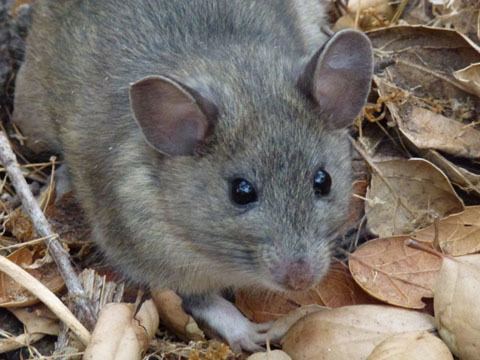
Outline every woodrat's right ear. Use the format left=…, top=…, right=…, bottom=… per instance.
left=129, top=75, right=217, bottom=156
left=298, top=29, right=374, bottom=129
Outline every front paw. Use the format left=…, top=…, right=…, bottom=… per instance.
left=183, top=293, right=272, bottom=353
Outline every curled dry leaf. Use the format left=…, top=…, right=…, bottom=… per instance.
left=281, top=305, right=435, bottom=360
left=423, top=150, right=480, bottom=196
left=349, top=236, right=442, bottom=309
left=432, top=0, right=480, bottom=42
left=9, top=305, right=60, bottom=336
left=0, top=306, right=60, bottom=355
left=365, top=158, right=464, bottom=237
left=247, top=350, right=292, bottom=360
left=369, top=26, right=480, bottom=105
left=454, top=63, right=480, bottom=98
left=434, top=255, right=480, bottom=360
left=5, top=208, right=35, bottom=242
left=412, top=206, right=480, bottom=256
left=367, top=331, right=453, bottom=360
left=0, top=247, right=64, bottom=307
left=83, top=300, right=159, bottom=360
left=151, top=289, right=205, bottom=341
left=395, top=105, right=480, bottom=160
left=236, top=261, right=376, bottom=323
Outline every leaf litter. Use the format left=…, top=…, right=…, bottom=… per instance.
left=1, top=0, right=480, bottom=359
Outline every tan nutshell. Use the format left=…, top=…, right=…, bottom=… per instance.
left=151, top=289, right=205, bottom=341
left=267, top=304, right=326, bottom=343
left=247, top=350, right=292, bottom=360
left=83, top=301, right=159, bottom=360
left=434, top=256, right=480, bottom=359
left=281, top=305, right=435, bottom=360
left=367, top=331, right=453, bottom=360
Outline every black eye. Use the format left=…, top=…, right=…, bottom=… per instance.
left=231, top=178, right=257, bottom=205
left=313, top=169, right=331, bottom=196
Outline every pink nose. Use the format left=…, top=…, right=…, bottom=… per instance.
left=284, top=259, right=314, bottom=291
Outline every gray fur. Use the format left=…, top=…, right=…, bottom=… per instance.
left=14, top=0, right=369, bottom=302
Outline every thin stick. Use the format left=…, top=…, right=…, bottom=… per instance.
left=0, top=255, right=90, bottom=345
left=0, top=131, right=96, bottom=328
left=405, top=238, right=444, bottom=259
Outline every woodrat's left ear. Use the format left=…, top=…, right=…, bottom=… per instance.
left=298, top=29, right=373, bottom=129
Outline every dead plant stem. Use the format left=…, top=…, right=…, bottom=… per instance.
left=0, top=131, right=96, bottom=329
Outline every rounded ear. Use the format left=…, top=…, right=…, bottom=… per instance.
left=129, top=75, right=217, bottom=156
left=298, top=29, right=373, bottom=129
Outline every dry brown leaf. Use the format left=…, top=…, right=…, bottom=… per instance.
left=365, top=158, right=464, bottom=237
left=0, top=247, right=64, bottom=307
left=83, top=300, right=159, bottom=360
left=349, top=236, right=442, bottom=309
left=45, top=191, right=91, bottom=245
left=412, top=206, right=480, bottom=256
left=432, top=0, right=480, bottom=42
left=9, top=305, right=60, bottom=336
left=396, top=105, right=480, bottom=159
left=235, top=261, right=376, bottom=323
left=434, top=255, right=480, bottom=360
left=5, top=208, right=35, bottom=242
left=0, top=333, right=45, bottom=354
left=367, top=331, right=453, bottom=360
left=151, top=289, right=205, bottom=341
left=454, top=63, right=480, bottom=98
left=369, top=25, right=480, bottom=104
left=423, top=150, right=480, bottom=196
left=281, top=305, right=435, bottom=360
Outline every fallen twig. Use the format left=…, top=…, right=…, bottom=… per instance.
left=0, top=131, right=96, bottom=328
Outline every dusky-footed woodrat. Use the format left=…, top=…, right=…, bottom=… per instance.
left=13, top=0, right=373, bottom=352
